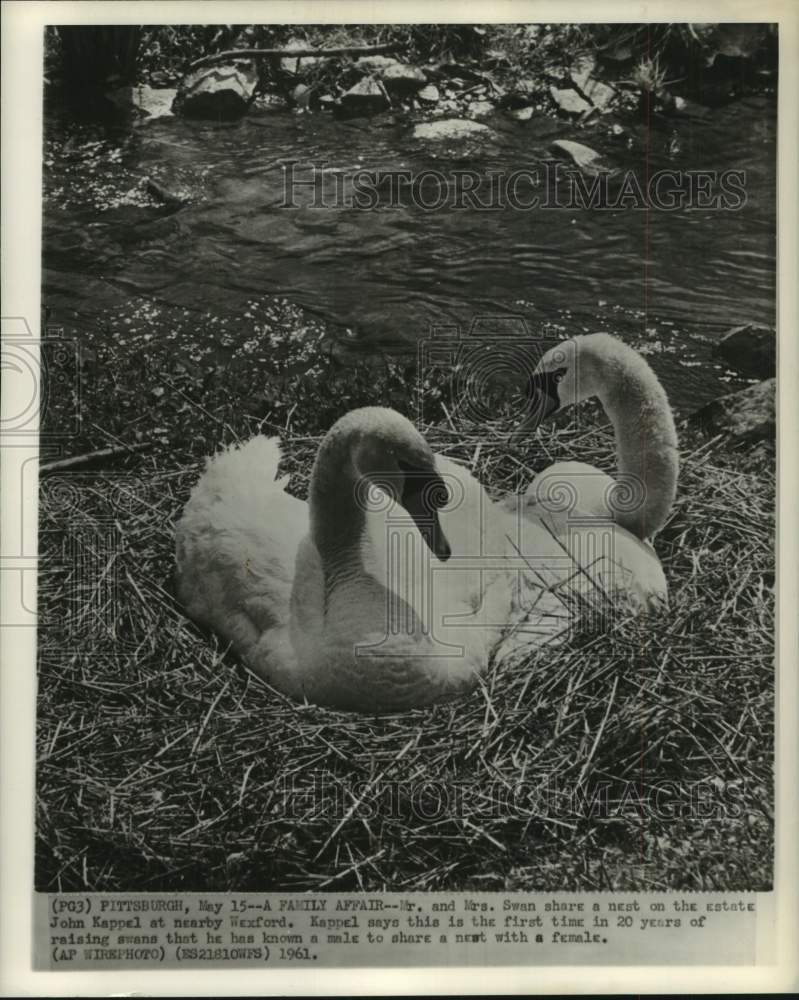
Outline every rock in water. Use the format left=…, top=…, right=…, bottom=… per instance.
left=716, top=324, right=776, bottom=379
left=145, top=177, right=188, bottom=208
left=413, top=118, right=493, bottom=141
left=292, top=83, right=314, bottom=110
left=691, top=379, right=776, bottom=442
left=175, top=63, right=258, bottom=120
left=107, top=84, right=177, bottom=119
left=379, top=62, right=428, bottom=96
left=338, top=77, right=390, bottom=116
left=550, top=139, right=608, bottom=176
left=569, top=55, right=616, bottom=111
left=468, top=100, right=495, bottom=118
left=343, top=58, right=428, bottom=97
left=417, top=84, right=440, bottom=104
left=549, top=86, right=592, bottom=116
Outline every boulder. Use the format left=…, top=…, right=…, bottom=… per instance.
left=417, top=84, right=440, bottom=104
left=509, top=106, right=535, bottom=121
left=570, top=54, right=616, bottom=111
left=379, top=62, right=428, bottom=96
left=715, top=324, right=776, bottom=379
left=349, top=56, right=427, bottom=96
left=353, top=55, right=400, bottom=72
left=691, top=378, right=775, bottom=442
left=550, top=139, right=607, bottom=175
left=337, top=77, right=389, bottom=116
left=569, top=53, right=597, bottom=88
left=280, top=37, right=321, bottom=75
left=412, top=118, right=493, bottom=141
left=549, top=86, right=592, bottom=116
left=145, top=177, right=189, bottom=208
left=580, top=77, right=616, bottom=111
left=467, top=99, right=495, bottom=118
left=107, top=84, right=177, bottom=118
left=175, top=63, right=258, bottom=119
left=292, top=83, right=314, bottom=109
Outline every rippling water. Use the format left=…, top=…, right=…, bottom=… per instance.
left=43, top=93, right=776, bottom=411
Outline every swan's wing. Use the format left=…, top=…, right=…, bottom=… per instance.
left=520, top=461, right=616, bottom=521
left=196, top=436, right=286, bottom=498
left=434, top=455, right=571, bottom=643
left=505, top=461, right=668, bottom=611
left=511, top=513, right=668, bottom=617
left=568, top=529, right=669, bottom=612
left=176, top=436, right=305, bottom=659
left=247, top=625, right=304, bottom=699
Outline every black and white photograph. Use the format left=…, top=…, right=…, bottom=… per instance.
left=1, top=0, right=796, bottom=988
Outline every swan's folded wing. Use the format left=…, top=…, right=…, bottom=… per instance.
left=198, top=436, right=285, bottom=497
left=176, top=441, right=305, bottom=651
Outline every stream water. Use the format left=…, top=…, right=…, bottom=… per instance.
left=43, top=93, right=776, bottom=412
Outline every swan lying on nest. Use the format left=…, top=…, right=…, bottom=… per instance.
left=519, top=333, right=678, bottom=540
left=442, top=332, right=679, bottom=615
left=176, top=407, right=521, bottom=712
left=176, top=336, right=677, bottom=712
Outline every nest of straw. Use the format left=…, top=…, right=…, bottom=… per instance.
left=35, top=385, right=774, bottom=892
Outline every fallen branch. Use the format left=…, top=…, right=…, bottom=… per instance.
left=189, top=42, right=406, bottom=71
left=39, top=441, right=151, bottom=473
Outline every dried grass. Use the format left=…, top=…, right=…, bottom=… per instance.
left=35, top=402, right=774, bottom=893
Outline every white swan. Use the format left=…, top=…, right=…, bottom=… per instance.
left=176, top=336, right=677, bottom=712
left=435, top=333, right=679, bottom=620
left=520, top=333, right=679, bottom=541
left=176, top=407, right=510, bottom=712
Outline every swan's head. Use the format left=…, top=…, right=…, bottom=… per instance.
left=318, top=407, right=452, bottom=562
left=525, top=336, right=607, bottom=424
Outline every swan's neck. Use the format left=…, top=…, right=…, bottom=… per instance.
left=309, top=443, right=370, bottom=590
left=595, top=347, right=679, bottom=539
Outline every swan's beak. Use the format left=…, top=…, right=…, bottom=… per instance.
left=403, top=497, right=452, bottom=562
left=528, top=369, right=563, bottom=420
left=509, top=369, right=562, bottom=444
left=400, top=474, right=452, bottom=562
left=420, top=514, right=452, bottom=562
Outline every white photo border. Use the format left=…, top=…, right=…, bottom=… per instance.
left=2, top=0, right=797, bottom=994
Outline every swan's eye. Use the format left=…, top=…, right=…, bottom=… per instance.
left=553, top=367, right=567, bottom=383
left=422, top=477, right=451, bottom=511
left=398, top=461, right=450, bottom=511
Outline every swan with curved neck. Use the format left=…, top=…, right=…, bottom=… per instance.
left=176, top=338, right=678, bottom=712
left=437, top=333, right=679, bottom=619
left=522, top=333, right=679, bottom=541
left=176, top=407, right=494, bottom=712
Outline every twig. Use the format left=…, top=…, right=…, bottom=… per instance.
left=576, top=674, right=619, bottom=787
left=191, top=677, right=231, bottom=756
left=40, top=442, right=151, bottom=473
left=312, top=737, right=415, bottom=861
left=189, top=42, right=406, bottom=70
